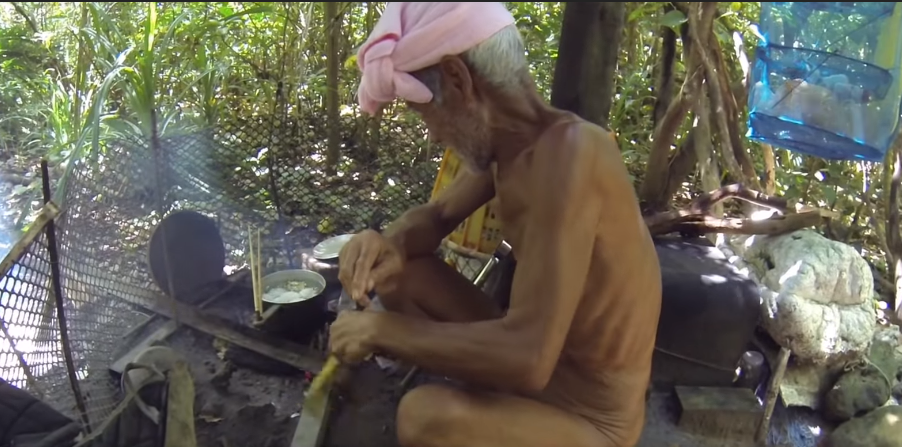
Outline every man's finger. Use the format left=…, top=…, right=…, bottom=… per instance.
left=353, top=292, right=372, bottom=308
left=368, top=257, right=399, bottom=291
left=352, top=246, right=380, bottom=300
left=338, top=241, right=361, bottom=288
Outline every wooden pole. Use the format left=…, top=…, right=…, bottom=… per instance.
left=41, top=159, right=92, bottom=431
left=756, top=347, right=791, bottom=444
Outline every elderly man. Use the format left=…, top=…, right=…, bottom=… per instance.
left=330, top=3, right=662, bottom=447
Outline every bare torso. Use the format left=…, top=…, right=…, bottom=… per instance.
left=491, top=114, right=662, bottom=444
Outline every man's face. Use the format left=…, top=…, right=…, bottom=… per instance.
left=405, top=58, right=494, bottom=173
left=407, top=100, right=493, bottom=173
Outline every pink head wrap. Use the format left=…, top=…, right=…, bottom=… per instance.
left=356, top=2, right=516, bottom=114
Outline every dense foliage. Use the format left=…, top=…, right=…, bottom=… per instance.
left=0, top=2, right=897, bottom=313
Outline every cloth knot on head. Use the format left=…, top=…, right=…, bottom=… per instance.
left=356, top=2, right=516, bottom=115
left=357, top=35, right=433, bottom=115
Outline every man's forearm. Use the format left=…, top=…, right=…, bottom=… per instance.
left=372, top=312, right=534, bottom=391
left=383, top=205, right=454, bottom=259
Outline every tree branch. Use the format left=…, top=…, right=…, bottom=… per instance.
left=645, top=183, right=788, bottom=229
left=646, top=211, right=825, bottom=237
left=11, top=2, right=39, bottom=34
left=642, top=183, right=832, bottom=237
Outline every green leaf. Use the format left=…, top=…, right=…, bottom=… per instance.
left=659, top=10, right=688, bottom=29
left=824, top=186, right=837, bottom=205
left=628, top=2, right=662, bottom=23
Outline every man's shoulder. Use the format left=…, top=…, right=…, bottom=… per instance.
left=531, top=116, right=626, bottom=187
left=535, top=115, right=619, bottom=158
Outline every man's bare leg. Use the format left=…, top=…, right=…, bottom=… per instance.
left=397, top=385, right=614, bottom=447
left=375, top=257, right=615, bottom=447
left=375, top=255, right=501, bottom=322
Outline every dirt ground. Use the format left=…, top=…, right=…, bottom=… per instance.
left=135, top=284, right=319, bottom=447
left=147, top=326, right=829, bottom=447
left=117, top=282, right=828, bottom=447
left=321, top=363, right=828, bottom=447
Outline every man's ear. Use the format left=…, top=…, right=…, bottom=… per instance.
left=438, top=55, right=476, bottom=103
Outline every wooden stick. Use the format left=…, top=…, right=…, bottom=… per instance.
left=41, top=160, right=91, bottom=431
left=153, top=294, right=324, bottom=373
left=756, top=347, right=791, bottom=444
left=109, top=271, right=249, bottom=375
left=0, top=202, right=61, bottom=278
left=292, top=368, right=335, bottom=447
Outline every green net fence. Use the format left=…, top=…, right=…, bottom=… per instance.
left=0, top=93, right=487, bottom=429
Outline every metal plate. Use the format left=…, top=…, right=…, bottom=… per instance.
left=312, top=234, right=354, bottom=260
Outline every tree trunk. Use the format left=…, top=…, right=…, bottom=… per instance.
left=550, top=2, right=625, bottom=129
left=324, top=2, right=342, bottom=176
left=639, top=6, right=701, bottom=212
left=693, top=89, right=722, bottom=220
left=886, top=137, right=902, bottom=321
left=652, top=5, right=677, bottom=128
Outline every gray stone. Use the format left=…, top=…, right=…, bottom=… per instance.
left=740, top=230, right=876, bottom=363
left=823, top=364, right=892, bottom=422
left=823, top=405, right=902, bottom=447
left=675, top=386, right=762, bottom=441
left=780, top=361, right=846, bottom=409
left=745, top=230, right=872, bottom=306
left=871, top=324, right=902, bottom=380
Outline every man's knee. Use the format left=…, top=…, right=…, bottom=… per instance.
left=397, top=385, right=469, bottom=447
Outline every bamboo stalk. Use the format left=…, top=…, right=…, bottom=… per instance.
left=255, top=229, right=263, bottom=315
left=248, top=227, right=262, bottom=318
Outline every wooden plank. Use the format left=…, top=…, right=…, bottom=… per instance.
left=291, top=379, right=334, bottom=447
left=676, top=386, right=763, bottom=440
left=109, top=272, right=249, bottom=374
left=154, top=295, right=325, bottom=373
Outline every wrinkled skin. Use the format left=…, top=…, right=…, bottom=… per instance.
left=334, top=54, right=662, bottom=447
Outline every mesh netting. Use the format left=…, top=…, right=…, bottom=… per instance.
left=0, top=231, right=77, bottom=409
left=0, top=96, right=488, bottom=429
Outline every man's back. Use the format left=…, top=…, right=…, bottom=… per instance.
left=491, top=114, right=662, bottom=444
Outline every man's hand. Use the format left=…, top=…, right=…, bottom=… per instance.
left=328, top=310, right=381, bottom=364
left=338, top=230, right=404, bottom=306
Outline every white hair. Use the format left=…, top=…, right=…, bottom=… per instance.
left=412, top=24, right=529, bottom=103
